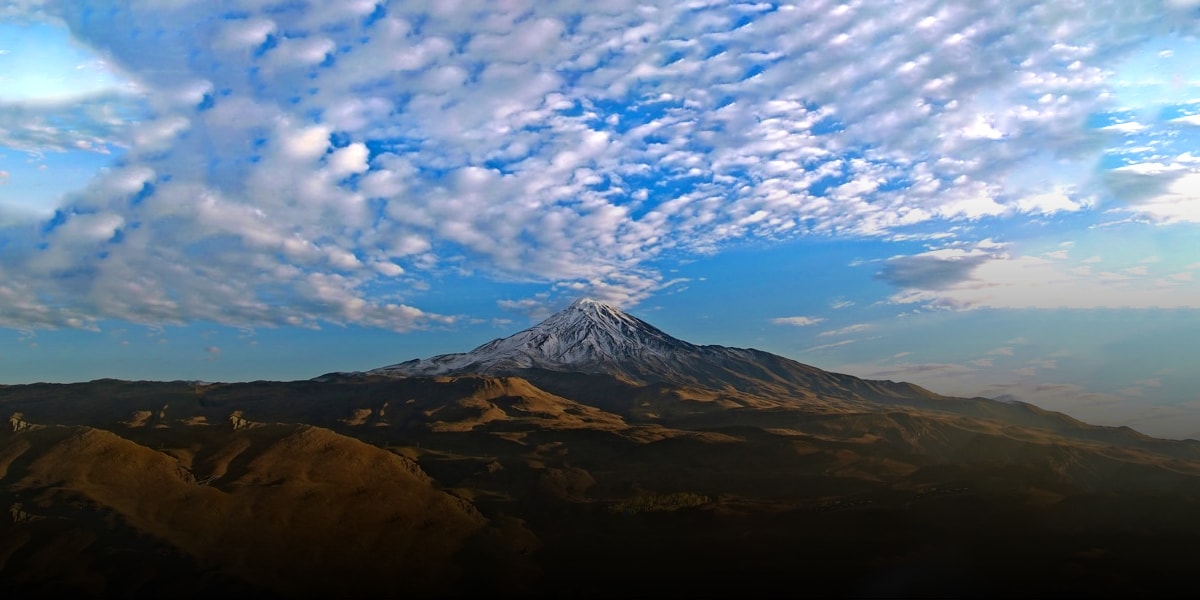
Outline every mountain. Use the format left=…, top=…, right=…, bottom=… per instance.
left=365, top=299, right=1200, bottom=457
left=372, top=298, right=692, bottom=380
left=369, top=298, right=938, bottom=402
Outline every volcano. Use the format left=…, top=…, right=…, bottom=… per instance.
left=370, top=298, right=700, bottom=381
left=364, top=298, right=1188, bottom=452
left=369, top=298, right=940, bottom=403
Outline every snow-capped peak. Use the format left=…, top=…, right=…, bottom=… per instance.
left=370, top=298, right=697, bottom=380
left=363, top=298, right=945, bottom=402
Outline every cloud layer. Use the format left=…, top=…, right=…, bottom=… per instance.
left=878, top=238, right=1200, bottom=310
left=1, top=0, right=1198, bottom=330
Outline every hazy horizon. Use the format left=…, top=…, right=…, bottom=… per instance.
left=2, top=1, right=1199, bottom=438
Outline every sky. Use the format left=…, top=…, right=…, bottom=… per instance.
left=0, top=1, right=1198, bottom=438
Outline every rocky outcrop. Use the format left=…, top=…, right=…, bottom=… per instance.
left=228, top=411, right=252, bottom=430
left=8, top=413, right=40, bottom=433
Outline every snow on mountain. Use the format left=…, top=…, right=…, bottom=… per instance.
left=370, top=298, right=702, bottom=381
left=369, top=298, right=936, bottom=405
left=355, top=299, right=1159, bottom=450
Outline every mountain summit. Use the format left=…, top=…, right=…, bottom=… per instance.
left=371, top=298, right=701, bottom=382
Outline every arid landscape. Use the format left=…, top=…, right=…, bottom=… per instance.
left=4, top=301, right=1200, bottom=597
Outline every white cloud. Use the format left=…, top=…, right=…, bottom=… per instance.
left=2, top=1, right=1200, bottom=331
left=1124, top=172, right=1200, bottom=223
left=818, top=323, right=874, bottom=337
left=881, top=240, right=1200, bottom=310
left=803, top=339, right=856, bottom=352
left=1101, top=121, right=1147, bottom=133
left=328, top=143, right=370, bottom=178
left=1015, top=188, right=1085, bottom=215
left=282, top=125, right=331, bottom=161
left=962, top=114, right=1005, bottom=140
left=771, top=315, right=824, bottom=327
left=215, top=17, right=276, bottom=50
left=855, top=361, right=978, bottom=380
left=0, top=93, right=142, bottom=153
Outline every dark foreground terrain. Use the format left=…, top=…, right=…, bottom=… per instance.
left=4, top=376, right=1200, bottom=597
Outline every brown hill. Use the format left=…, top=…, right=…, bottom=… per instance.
left=0, top=419, right=535, bottom=598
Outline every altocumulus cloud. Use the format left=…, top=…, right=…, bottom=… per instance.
left=1, top=0, right=1199, bottom=331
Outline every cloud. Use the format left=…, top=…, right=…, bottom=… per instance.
left=803, top=339, right=856, bottom=352
left=0, top=93, right=143, bottom=153
left=818, top=323, right=874, bottom=337
left=1015, top=187, right=1087, bottom=215
left=2, top=1, right=1199, bottom=331
left=1100, top=116, right=1200, bottom=223
left=876, top=246, right=1002, bottom=291
left=1101, top=121, right=1148, bottom=134
left=858, top=362, right=979, bottom=379
left=771, top=315, right=824, bottom=327
left=882, top=240, right=1200, bottom=310
left=1118, top=172, right=1200, bottom=223
left=497, top=296, right=555, bottom=321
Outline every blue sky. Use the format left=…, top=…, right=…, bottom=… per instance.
left=1, top=1, right=1199, bottom=438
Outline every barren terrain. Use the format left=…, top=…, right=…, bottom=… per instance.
left=4, top=375, right=1200, bottom=597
